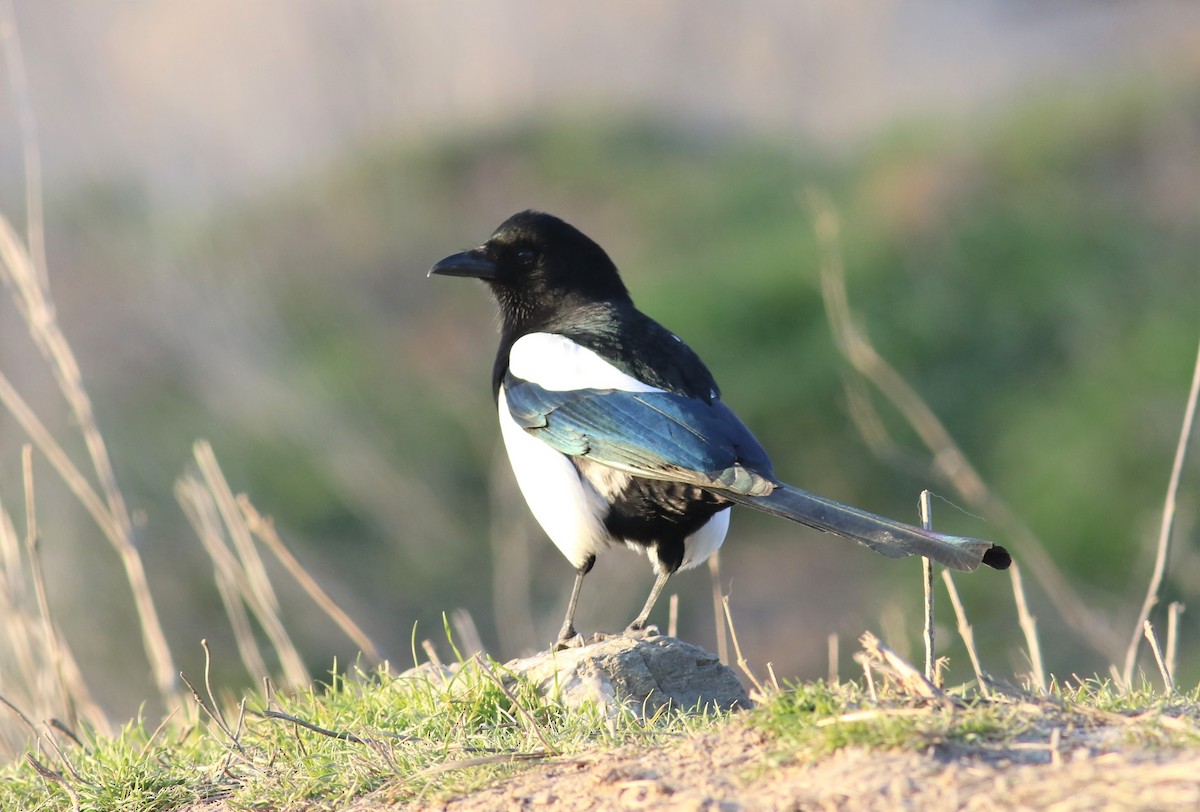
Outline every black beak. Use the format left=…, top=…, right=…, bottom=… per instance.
left=428, top=249, right=498, bottom=280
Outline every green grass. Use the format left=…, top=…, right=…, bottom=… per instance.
left=0, top=652, right=716, bottom=811
left=5, top=658, right=1198, bottom=811
left=754, top=677, right=1200, bottom=766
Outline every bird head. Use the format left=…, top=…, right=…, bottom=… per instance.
left=429, top=210, right=630, bottom=329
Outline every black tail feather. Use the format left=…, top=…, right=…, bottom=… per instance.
left=723, top=482, right=1010, bottom=572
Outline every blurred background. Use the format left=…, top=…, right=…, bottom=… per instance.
left=1, top=1, right=1198, bottom=723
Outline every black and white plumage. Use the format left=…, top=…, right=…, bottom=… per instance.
left=430, top=210, right=1010, bottom=649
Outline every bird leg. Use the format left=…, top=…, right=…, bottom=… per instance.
left=553, top=556, right=595, bottom=651
left=626, top=569, right=671, bottom=635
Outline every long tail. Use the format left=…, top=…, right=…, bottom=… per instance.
left=723, top=482, right=1011, bottom=572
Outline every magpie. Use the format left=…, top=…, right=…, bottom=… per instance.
left=430, top=210, right=1010, bottom=649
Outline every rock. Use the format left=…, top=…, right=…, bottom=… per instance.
left=502, top=633, right=751, bottom=717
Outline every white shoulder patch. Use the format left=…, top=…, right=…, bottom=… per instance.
left=509, top=332, right=664, bottom=393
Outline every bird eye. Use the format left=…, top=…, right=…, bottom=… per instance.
left=515, top=248, right=536, bottom=264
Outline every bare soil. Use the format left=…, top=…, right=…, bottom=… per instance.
left=342, top=716, right=1200, bottom=812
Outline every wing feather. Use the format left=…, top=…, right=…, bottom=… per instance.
left=503, top=372, right=775, bottom=496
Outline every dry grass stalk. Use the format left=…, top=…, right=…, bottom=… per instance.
left=25, top=753, right=80, bottom=812
left=179, top=669, right=244, bottom=757
left=177, top=475, right=271, bottom=682
left=195, top=443, right=276, bottom=624
left=0, top=514, right=40, bottom=758
left=450, top=608, right=485, bottom=658
left=0, top=0, right=46, bottom=286
left=807, top=188, right=1121, bottom=662
left=933, top=655, right=949, bottom=687
left=0, top=372, right=129, bottom=552
left=708, top=554, right=728, bottom=666
left=0, top=471, right=106, bottom=758
left=178, top=442, right=311, bottom=687
left=940, top=571, right=990, bottom=698
left=34, top=724, right=84, bottom=789
left=919, top=490, right=936, bottom=686
left=0, top=213, right=177, bottom=704
left=21, top=446, right=73, bottom=726
left=200, top=639, right=237, bottom=748
left=854, top=631, right=957, bottom=708
left=0, top=691, right=36, bottom=753
left=861, top=657, right=877, bottom=701
left=1165, top=602, right=1183, bottom=684
left=1121, top=336, right=1200, bottom=688
left=0, top=496, right=38, bottom=704
left=827, top=633, right=839, bottom=684
left=255, top=708, right=368, bottom=744
left=1142, top=621, right=1173, bottom=693
left=239, top=493, right=382, bottom=664
left=195, top=442, right=310, bottom=686
left=422, top=640, right=444, bottom=672
left=766, top=661, right=781, bottom=693
left=1009, top=561, right=1047, bottom=694
left=721, top=596, right=766, bottom=699
left=138, top=708, right=178, bottom=760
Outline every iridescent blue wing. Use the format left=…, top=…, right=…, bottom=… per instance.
left=502, top=373, right=776, bottom=496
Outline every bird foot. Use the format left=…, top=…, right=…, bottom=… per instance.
left=552, top=625, right=661, bottom=652
left=623, top=623, right=660, bottom=640
left=552, top=632, right=586, bottom=652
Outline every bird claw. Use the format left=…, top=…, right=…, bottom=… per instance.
left=552, top=632, right=586, bottom=652
left=623, top=623, right=660, bottom=640
left=550, top=597, right=664, bottom=652
left=554, top=628, right=651, bottom=651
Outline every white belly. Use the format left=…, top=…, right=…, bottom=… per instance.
left=498, top=385, right=614, bottom=569
left=679, top=506, right=730, bottom=571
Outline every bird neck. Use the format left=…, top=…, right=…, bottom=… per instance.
left=495, top=289, right=627, bottom=340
